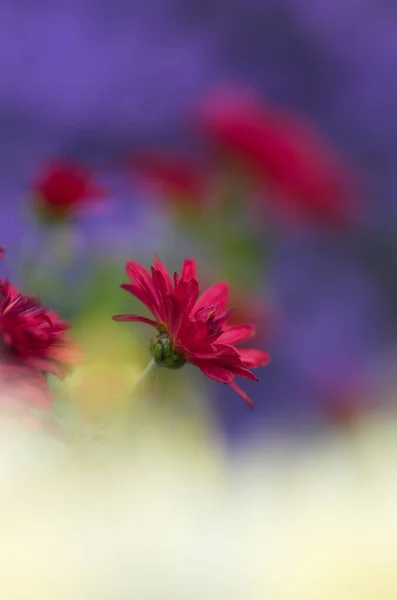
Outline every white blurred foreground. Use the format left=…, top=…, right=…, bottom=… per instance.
left=0, top=410, right=397, bottom=600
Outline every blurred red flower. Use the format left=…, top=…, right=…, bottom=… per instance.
left=33, top=161, right=105, bottom=221
left=127, top=151, right=208, bottom=207
left=0, top=248, right=4, bottom=259
left=0, top=280, right=76, bottom=409
left=198, top=87, right=359, bottom=226
left=113, top=256, right=269, bottom=407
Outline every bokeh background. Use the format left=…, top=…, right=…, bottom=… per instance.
left=1, top=1, right=397, bottom=598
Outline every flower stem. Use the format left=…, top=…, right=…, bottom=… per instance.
left=54, top=223, right=72, bottom=269
left=76, top=358, right=159, bottom=448
left=128, top=358, right=158, bottom=395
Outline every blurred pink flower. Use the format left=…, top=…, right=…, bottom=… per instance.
left=321, top=380, right=375, bottom=429
left=0, top=280, right=77, bottom=409
left=198, top=87, right=360, bottom=226
left=32, top=160, right=105, bottom=222
left=126, top=150, right=209, bottom=207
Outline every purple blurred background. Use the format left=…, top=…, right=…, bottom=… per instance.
left=1, top=0, right=397, bottom=441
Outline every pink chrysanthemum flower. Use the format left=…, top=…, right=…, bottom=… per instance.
left=0, top=280, right=76, bottom=408
left=113, top=257, right=270, bottom=407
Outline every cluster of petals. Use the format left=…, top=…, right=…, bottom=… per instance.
left=33, top=160, right=104, bottom=220
left=198, top=87, right=359, bottom=226
left=113, top=257, right=269, bottom=406
left=0, top=280, right=75, bottom=409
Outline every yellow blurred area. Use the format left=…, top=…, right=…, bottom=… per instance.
left=0, top=410, right=397, bottom=599
left=66, top=315, right=144, bottom=422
